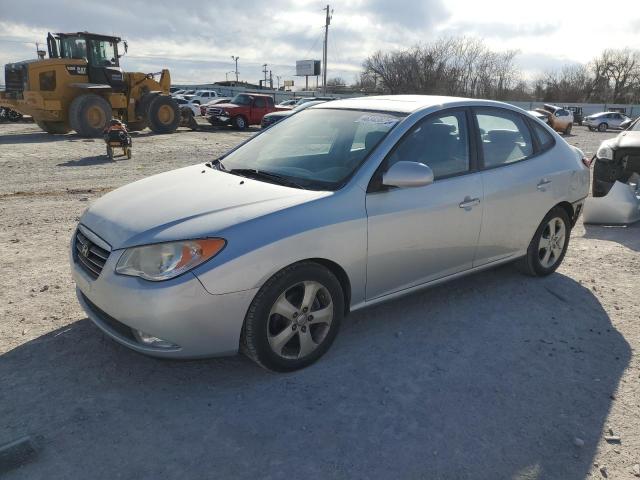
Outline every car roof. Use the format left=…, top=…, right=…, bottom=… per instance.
left=236, top=93, right=273, bottom=98
left=312, top=95, right=512, bottom=114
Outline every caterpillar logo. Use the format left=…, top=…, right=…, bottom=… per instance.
left=66, top=65, right=87, bottom=75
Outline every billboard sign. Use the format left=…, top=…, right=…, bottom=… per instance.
left=296, top=60, right=321, bottom=76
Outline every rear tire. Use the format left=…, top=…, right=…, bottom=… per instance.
left=146, top=96, right=180, bottom=134
left=242, top=262, right=344, bottom=372
left=517, top=207, right=571, bottom=277
left=598, top=122, right=608, bottom=132
left=36, top=121, right=71, bottom=134
left=69, top=94, right=112, bottom=137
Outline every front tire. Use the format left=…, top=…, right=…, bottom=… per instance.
left=233, top=115, right=248, bottom=130
left=242, top=262, right=344, bottom=372
left=598, top=122, right=608, bottom=132
left=147, top=95, right=180, bottom=134
left=517, top=207, right=571, bottom=276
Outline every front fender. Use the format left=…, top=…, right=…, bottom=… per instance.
left=193, top=186, right=368, bottom=306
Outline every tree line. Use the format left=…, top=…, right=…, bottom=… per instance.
left=357, top=37, right=640, bottom=104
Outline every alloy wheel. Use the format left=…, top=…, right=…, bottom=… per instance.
left=538, top=217, right=566, bottom=269
left=267, top=280, right=334, bottom=359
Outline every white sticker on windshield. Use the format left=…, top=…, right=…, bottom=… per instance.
left=355, top=114, right=398, bottom=126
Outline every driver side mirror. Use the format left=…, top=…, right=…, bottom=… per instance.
left=382, top=161, right=434, bottom=188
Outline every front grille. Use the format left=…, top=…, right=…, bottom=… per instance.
left=74, top=229, right=110, bottom=279
left=207, top=107, right=223, bottom=116
left=4, top=64, right=25, bottom=95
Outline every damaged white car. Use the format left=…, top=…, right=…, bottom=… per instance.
left=585, top=119, right=640, bottom=224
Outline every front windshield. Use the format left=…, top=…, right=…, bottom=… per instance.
left=231, top=94, right=252, bottom=105
left=89, top=39, right=118, bottom=66
left=220, top=108, right=404, bottom=189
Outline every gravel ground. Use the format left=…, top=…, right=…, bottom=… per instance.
left=0, top=122, right=638, bottom=479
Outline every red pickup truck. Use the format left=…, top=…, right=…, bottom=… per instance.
left=205, top=93, right=288, bottom=130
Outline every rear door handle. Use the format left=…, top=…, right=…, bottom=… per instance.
left=537, top=179, right=552, bottom=191
left=459, top=197, right=481, bottom=209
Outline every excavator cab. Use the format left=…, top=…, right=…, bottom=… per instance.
left=47, top=32, right=127, bottom=92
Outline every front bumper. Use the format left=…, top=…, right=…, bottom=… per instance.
left=207, top=115, right=232, bottom=126
left=71, top=237, right=258, bottom=359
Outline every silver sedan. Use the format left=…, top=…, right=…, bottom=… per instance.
left=71, top=95, right=590, bottom=371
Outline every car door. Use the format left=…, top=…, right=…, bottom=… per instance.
left=474, top=107, right=559, bottom=266
left=365, top=109, right=483, bottom=300
left=251, top=97, right=268, bottom=124
left=611, top=113, right=623, bottom=129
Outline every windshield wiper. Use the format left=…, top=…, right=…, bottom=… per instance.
left=206, top=157, right=227, bottom=171
left=229, top=168, right=307, bottom=189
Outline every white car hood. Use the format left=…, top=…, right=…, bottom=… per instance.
left=80, top=164, right=329, bottom=249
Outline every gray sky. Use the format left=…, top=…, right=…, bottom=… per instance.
left=1, top=0, right=639, bottom=86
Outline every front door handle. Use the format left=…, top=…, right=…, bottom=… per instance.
left=459, top=197, right=481, bottom=209
left=537, top=179, right=552, bottom=191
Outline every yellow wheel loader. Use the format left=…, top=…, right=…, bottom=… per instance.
left=0, top=32, right=180, bottom=137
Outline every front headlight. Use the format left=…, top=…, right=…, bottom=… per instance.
left=115, top=238, right=226, bottom=281
left=596, top=143, right=614, bottom=160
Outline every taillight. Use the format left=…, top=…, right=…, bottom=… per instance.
left=582, top=156, right=594, bottom=168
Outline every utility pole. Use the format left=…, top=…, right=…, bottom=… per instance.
left=269, top=70, right=273, bottom=89
left=231, top=56, right=239, bottom=82
left=276, top=75, right=281, bottom=90
left=262, top=64, right=269, bottom=88
left=322, top=4, right=332, bottom=94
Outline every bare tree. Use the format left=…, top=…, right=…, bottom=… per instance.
left=362, top=37, right=522, bottom=100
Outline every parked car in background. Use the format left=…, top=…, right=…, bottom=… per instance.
left=171, top=89, right=186, bottom=97
left=261, top=100, right=328, bottom=128
left=533, top=105, right=574, bottom=135
left=201, top=98, right=232, bottom=116
left=175, top=97, right=201, bottom=117
left=528, top=110, right=549, bottom=124
left=619, top=116, right=636, bottom=130
left=592, top=118, right=640, bottom=197
left=71, top=95, right=589, bottom=371
left=564, top=106, right=583, bottom=125
left=170, top=87, right=182, bottom=95
left=191, top=90, right=219, bottom=104
left=278, top=99, right=298, bottom=107
left=584, top=112, right=630, bottom=132
left=205, top=93, right=286, bottom=129
left=173, top=89, right=196, bottom=99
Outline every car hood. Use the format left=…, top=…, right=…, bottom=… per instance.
left=80, top=164, right=329, bottom=250
left=210, top=102, right=240, bottom=110
left=609, top=130, right=640, bottom=149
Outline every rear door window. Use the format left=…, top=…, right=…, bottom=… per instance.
left=530, top=122, right=555, bottom=152
left=475, top=108, right=534, bottom=168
